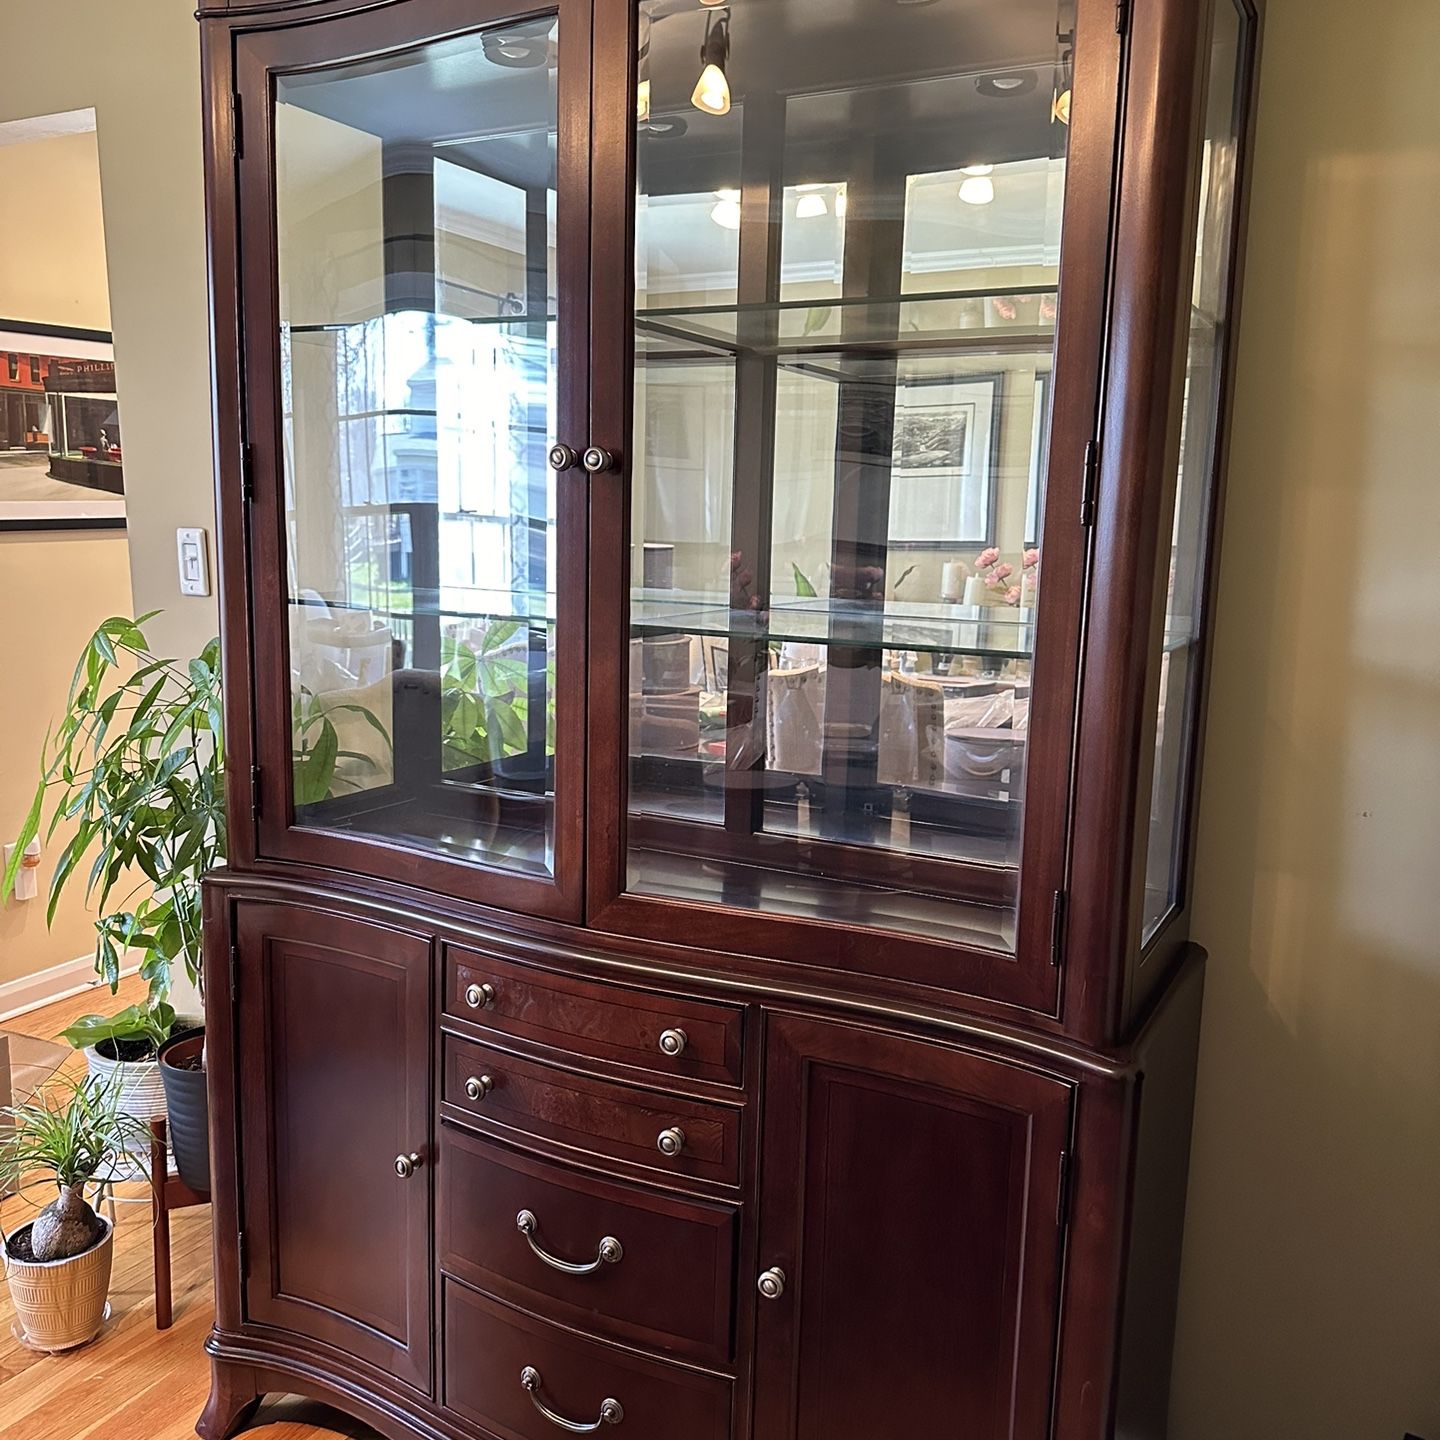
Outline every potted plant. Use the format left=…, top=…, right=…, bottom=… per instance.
left=3, top=614, right=224, bottom=1189
left=0, top=1073, right=142, bottom=1351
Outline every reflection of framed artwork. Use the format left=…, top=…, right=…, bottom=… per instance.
left=1025, top=370, right=1052, bottom=546
left=887, top=372, right=1001, bottom=546
left=0, top=323, right=125, bottom=531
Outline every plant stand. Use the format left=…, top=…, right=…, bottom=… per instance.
left=149, top=1117, right=209, bottom=1330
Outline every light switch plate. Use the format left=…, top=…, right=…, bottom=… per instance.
left=176, top=527, right=211, bottom=597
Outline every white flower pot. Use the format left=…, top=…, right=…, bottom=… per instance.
left=5, top=1218, right=114, bottom=1352
left=85, top=1045, right=167, bottom=1181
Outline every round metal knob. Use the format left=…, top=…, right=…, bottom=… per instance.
left=548, top=443, right=579, bottom=472
left=581, top=445, right=618, bottom=474
left=464, top=1074, right=493, bottom=1102
left=394, top=1152, right=422, bottom=1180
left=465, top=981, right=495, bottom=1010
left=656, top=1126, right=687, bottom=1158
left=757, top=1266, right=787, bottom=1301
left=658, top=1028, right=688, bottom=1058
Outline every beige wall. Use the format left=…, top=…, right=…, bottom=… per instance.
left=0, top=0, right=218, bottom=664
left=0, top=130, right=111, bottom=329
left=1170, top=0, right=1440, bottom=1435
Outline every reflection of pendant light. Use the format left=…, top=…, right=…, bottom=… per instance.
left=796, top=192, right=828, bottom=218
left=958, top=175, right=995, bottom=205
left=1052, top=28, right=1074, bottom=126
left=961, top=163, right=993, bottom=176
left=636, top=12, right=652, bottom=123
left=710, top=188, right=741, bottom=228
left=691, top=12, right=731, bottom=116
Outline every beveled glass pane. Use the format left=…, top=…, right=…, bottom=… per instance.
left=276, top=20, right=560, bottom=876
left=1141, top=0, right=1246, bottom=942
left=626, top=0, right=1074, bottom=949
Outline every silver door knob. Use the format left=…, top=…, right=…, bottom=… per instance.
left=658, top=1028, right=688, bottom=1058
left=582, top=445, right=618, bottom=474
left=548, top=443, right=579, bottom=472
left=757, top=1266, right=787, bottom=1301
left=656, top=1126, right=687, bottom=1158
left=465, top=981, right=495, bottom=1010
left=394, top=1152, right=423, bottom=1179
left=464, top=1074, right=493, bottom=1102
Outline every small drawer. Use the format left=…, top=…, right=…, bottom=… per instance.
left=443, top=1280, right=731, bottom=1440
left=444, top=1034, right=742, bottom=1188
left=439, top=1125, right=736, bottom=1365
left=445, top=945, right=745, bottom=1087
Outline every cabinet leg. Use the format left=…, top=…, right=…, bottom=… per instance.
left=196, top=1358, right=263, bottom=1440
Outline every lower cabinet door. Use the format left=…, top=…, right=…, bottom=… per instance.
left=235, top=902, right=433, bottom=1393
left=753, top=1016, right=1073, bottom=1440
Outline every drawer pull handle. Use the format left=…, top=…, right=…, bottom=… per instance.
left=393, top=1152, right=422, bottom=1180
left=464, top=1074, right=493, bottom=1102
left=757, top=1266, right=787, bottom=1301
left=464, top=981, right=495, bottom=1010
left=520, top=1366, right=624, bottom=1431
left=657, top=1027, right=688, bottom=1058
left=517, top=1210, right=624, bottom=1274
left=656, top=1126, right=687, bottom=1158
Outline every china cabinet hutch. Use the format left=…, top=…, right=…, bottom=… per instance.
left=195, top=0, right=1259, bottom=1435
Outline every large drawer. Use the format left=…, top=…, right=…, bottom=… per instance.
left=443, top=1033, right=742, bottom=1188
left=439, top=1125, right=736, bottom=1365
left=445, top=945, right=746, bottom=1087
left=443, top=1279, right=731, bottom=1440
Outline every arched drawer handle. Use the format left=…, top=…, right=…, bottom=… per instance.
left=517, top=1209, right=624, bottom=1275
left=520, top=1366, right=624, bottom=1431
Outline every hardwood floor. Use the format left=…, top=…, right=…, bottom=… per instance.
left=0, top=977, right=377, bottom=1440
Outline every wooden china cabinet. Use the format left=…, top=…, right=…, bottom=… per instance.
left=195, top=0, right=1259, bottom=1436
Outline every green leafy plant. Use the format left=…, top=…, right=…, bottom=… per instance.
left=791, top=562, right=818, bottom=599
left=292, top=684, right=393, bottom=805
left=0, top=1073, right=145, bottom=1261
left=60, top=1002, right=176, bottom=1055
left=2, top=615, right=224, bottom=1042
left=441, top=622, right=555, bottom=772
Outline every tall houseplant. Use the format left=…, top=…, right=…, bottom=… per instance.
left=3, top=614, right=224, bottom=1177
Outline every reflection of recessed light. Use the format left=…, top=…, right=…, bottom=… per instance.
left=641, top=116, right=688, bottom=138
left=976, top=71, right=1038, bottom=98
left=958, top=176, right=995, bottom=205
left=482, top=30, right=550, bottom=68
left=710, top=199, right=742, bottom=229
left=961, top=163, right=994, bottom=177
left=796, top=192, right=828, bottom=218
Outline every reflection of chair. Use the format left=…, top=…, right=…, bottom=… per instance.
left=291, top=591, right=393, bottom=693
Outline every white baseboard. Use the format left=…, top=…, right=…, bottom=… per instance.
left=0, top=955, right=141, bottom=1023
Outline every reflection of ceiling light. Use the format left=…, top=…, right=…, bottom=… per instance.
left=958, top=176, right=995, bottom=205
left=1052, top=88, right=1072, bottom=125
left=961, top=163, right=993, bottom=177
left=796, top=192, right=828, bottom=218
left=976, top=71, right=1038, bottom=99
left=636, top=78, right=651, bottom=123
left=691, top=13, right=731, bottom=116
left=482, top=29, right=550, bottom=68
left=710, top=198, right=742, bottom=229
left=641, top=116, right=688, bottom=138
left=714, top=187, right=741, bottom=202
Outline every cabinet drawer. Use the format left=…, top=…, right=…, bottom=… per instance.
left=444, top=1034, right=742, bottom=1187
left=445, top=946, right=745, bottom=1087
left=439, top=1125, right=736, bottom=1365
left=443, top=1280, right=731, bottom=1440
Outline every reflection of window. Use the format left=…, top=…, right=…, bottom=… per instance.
left=6, top=355, right=16, bottom=381
left=29, top=356, right=41, bottom=382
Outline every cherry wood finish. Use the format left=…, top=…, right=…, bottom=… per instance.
left=438, top=1124, right=737, bottom=1365
left=196, top=0, right=1263, bottom=1436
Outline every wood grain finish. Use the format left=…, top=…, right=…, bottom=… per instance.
left=445, top=946, right=745, bottom=1087
left=442, top=1033, right=741, bottom=1189
left=438, top=1125, right=737, bottom=1365
left=442, top=1280, right=732, bottom=1440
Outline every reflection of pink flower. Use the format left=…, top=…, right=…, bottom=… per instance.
left=1023, top=548, right=1040, bottom=569
left=984, top=575, right=1002, bottom=590
left=995, top=562, right=1014, bottom=580
left=1039, top=296, right=1056, bottom=323
left=1004, top=585, right=1022, bottom=604
left=976, top=547, right=1000, bottom=568
left=993, top=297, right=1018, bottom=321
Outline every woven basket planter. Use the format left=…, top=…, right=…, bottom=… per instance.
left=4, top=1218, right=114, bottom=1352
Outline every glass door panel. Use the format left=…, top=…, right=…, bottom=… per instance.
left=273, top=18, right=565, bottom=880
left=625, top=0, right=1076, bottom=951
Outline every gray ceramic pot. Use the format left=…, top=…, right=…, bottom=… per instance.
left=158, top=1028, right=210, bottom=1193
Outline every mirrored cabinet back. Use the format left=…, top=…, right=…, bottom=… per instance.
left=195, top=0, right=1261, bottom=1436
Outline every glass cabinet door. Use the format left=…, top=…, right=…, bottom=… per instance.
left=591, top=0, right=1118, bottom=995
left=238, top=0, right=589, bottom=917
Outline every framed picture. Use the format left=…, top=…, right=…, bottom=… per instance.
left=704, top=638, right=729, bottom=694
left=1026, top=370, right=1053, bottom=547
left=887, top=372, right=1001, bottom=546
left=0, top=322, right=125, bottom=531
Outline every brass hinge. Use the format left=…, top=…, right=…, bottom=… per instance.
left=1057, top=1150, right=1074, bottom=1228
left=1050, top=889, right=1068, bottom=967
left=231, top=92, right=244, bottom=161
left=1080, top=440, right=1100, bottom=527
left=250, top=764, right=262, bottom=821
left=240, top=441, right=255, bottom=502
left=1116, top=0, right=1132, bottom=35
